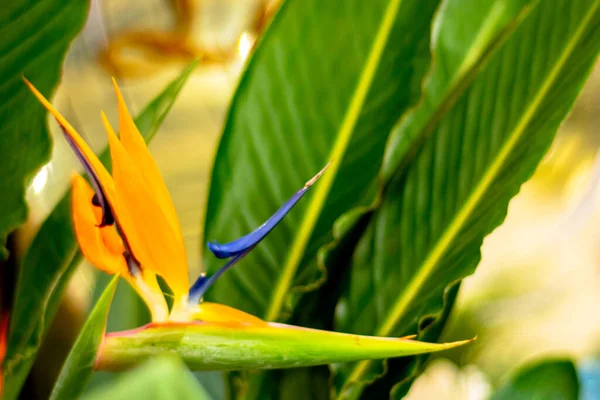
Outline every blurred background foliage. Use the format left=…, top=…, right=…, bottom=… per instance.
left=4, top=0, right=600, bottom=398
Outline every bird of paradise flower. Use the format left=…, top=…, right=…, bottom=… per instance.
left=22, top=78, right=472, bottom=374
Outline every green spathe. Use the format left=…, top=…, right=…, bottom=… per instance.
left=96, top=322, right=473, bottom=371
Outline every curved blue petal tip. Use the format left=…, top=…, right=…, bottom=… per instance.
left=188, top=249, right=251, bottom=304
left=207, top=162, right=330, bottom=259
left=190, top=162, right=331, bottom=304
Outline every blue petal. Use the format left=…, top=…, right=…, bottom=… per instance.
left=188, top=248, right=252, bottom=304
left=207, top=162, right=330, bottom=259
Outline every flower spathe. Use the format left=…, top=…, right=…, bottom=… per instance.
left=24, top=78, right=327, bottom=324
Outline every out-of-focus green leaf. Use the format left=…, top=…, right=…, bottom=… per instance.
left=49, top=277, right=119, bottom=400
left=1, top=62, right=196, bottom=400
left=95, top=270, right=151, bottom=332
left=82, top=356, right=212, bottom=400
left=96, top=323, right=471, bottom=372
left=491, top=359, right=579, bottom=400
left=83, top=274, right=152, bottom=392
left=203, top=0, right=442, bottom=322
left=0, top=0, right=88, bottom=260
left=332, top=0, right=600, bottom=397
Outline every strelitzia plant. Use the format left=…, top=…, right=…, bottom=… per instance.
left=23, top=78, right=470, bottom=375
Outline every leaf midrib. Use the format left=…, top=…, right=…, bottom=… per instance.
left=378, top=0, right=598, bottom=342
left=264, top=0, right=405, bottom=321
left=344, top=0, right=599, bottom=391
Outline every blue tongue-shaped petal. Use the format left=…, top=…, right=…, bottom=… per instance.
left=188, top=248, right=251, bottom=304
left=207, top=162, right=330, bottom=259
left=190, top=162, right=330, bottom=304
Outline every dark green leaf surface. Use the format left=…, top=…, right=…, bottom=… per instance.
left=1, top=63, right=196, bottom=400
left=82, top=356, right=213, bottom=400
left=203, top=0, right=442, bottom=322
left=333, top=0, right=600, bottom=397
left=364, top=283, right=460, bottom=400
left=0, top=0, right=88, bottom=259
left=491, top=359, right=579, bottom=400
left=49, top=277, right=119, bottom=400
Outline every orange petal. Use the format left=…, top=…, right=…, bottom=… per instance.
left=112, top=79, right=184, bottom=244
left=72, top=174, right=169, bottom=321
left=101, top=113, right=189, bottom=296
left=24, top=79, right=116, bottom=203
left=191, top=302, right=266, bottom=326
left=130, top=271, right=170, bottom=322
left=71, top=174, right=127, bottom=276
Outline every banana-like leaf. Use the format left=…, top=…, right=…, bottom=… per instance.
left=203, top=0, right=442, bottom=321
left=262, top=285, right=460, bottom=400
left=332, top=0, right=600, bottom=397
left=360, top=283, right=461, bottom=400
left=96, top=323, right=471, bottom=371
left=491, top=359, right=579, bottom=400
left=49, top=277, right=119, bottom=400
left=0, top=0, right=88, bottom=259
left=1, top=62, right=196, bottom=400
left=82, top=356, right=213, bottom=400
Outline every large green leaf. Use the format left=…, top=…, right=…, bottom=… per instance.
left=332, top=0, right=600, bottom=397
left=82, top=356, right=213, bottom=400
left=1, top=62, right=196, bottom=400
left=491, top=359, right=579, bottom=400
left=360, top=283, right=461, bottom=400
left=49, top=277, right=119, bottom=400
left=0, top=0, right=88, bottom=260
left=203, top=0, right=442, bottom=321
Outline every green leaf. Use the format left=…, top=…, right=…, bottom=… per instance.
left=82, top=356, right=213, bottom=400
left=491, top=359, right=579, bottom=400
left=96, top=323, right=471, bottom=372
left=49, top=277, right=119, bottom=400
left=1, top=62, right=197, bottom=400
left=203, top=0, right=442, bottom=321
left=0, top=0, right=88, bottom=260
left=94, top=269, right=151, bottom=332
left=362, top=283, right=461, bottom=400
left=242, top=210, right=377, bottom=400
left=332, top=0, right=600, bottom=397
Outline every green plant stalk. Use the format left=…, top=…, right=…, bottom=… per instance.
left=96, top=323, right=472, bottom=371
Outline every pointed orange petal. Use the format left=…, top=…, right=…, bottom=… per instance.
left=73, top=174, right=169, bottom=321
left=112, top=79, right=184, bottom=243
left=191, top=303, right=266, bottom=326
left=101, top=113, right=189, bottom=296
left=24, top=79, right=116, bottom=202
left=71, top=174, right=127, bottom=276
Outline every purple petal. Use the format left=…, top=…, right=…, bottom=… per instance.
left=62, top=125, right=140, bottom=276
left=62, top=127, right=113, bottom=227
left=207, top=162, right=330, bottom=259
